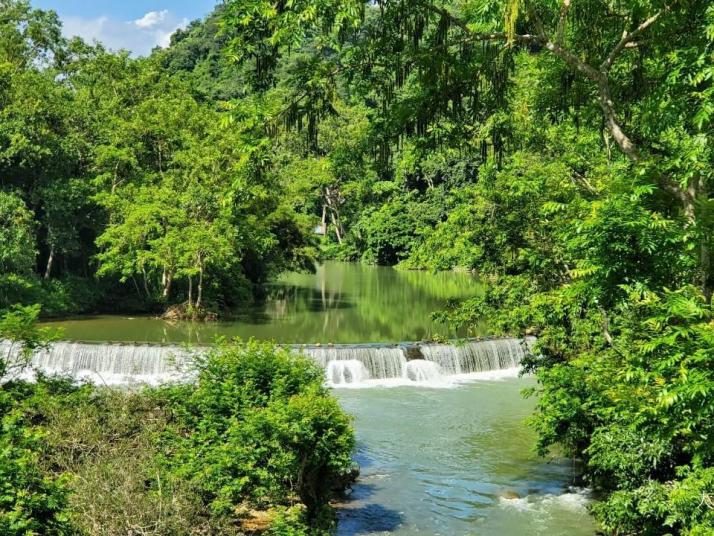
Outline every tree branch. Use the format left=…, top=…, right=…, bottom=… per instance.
left=599, top=306, right=614, bottom=346
left=393, top=0, right=689, bottom=211
left=528, top=5, right=548, bottom=39
left=525, top=5, right=602, bottom=81
left=421, top=3, right=471, bottom=33
left=556, top=0, right=571, bottom=45
left=600, top=4, right=672, bottom=72
left=520, top=1, right=688, bottom=209
left=597, top=79, right=639, bottom=161
left=570, top=170, right=598, bottom=196
left=544, top=40, right=602, bottom=81
left=420, top=2, right=541, bottom=45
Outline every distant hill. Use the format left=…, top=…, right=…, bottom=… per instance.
left=158, top=4, right=246, bottom=102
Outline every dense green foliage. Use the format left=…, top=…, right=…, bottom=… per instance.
left=0, top=310, right=354, bottom=534
left=217, top=0, right=714, bottom=533
left=0, top=0, right=316, bottom=318
left=157, top=341, right=354, bottom=520
left=1, top=0, right=713, bottom=533
left=0, top=306, right=70, bottom=536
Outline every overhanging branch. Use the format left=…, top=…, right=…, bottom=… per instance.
left=600, top=4, right=673, bottom=73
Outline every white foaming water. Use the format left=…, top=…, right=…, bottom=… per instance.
left=498, top=487, right=592, bottom=514
left=1, top=338, right=532, bottom=388
left=305, top=338, right=531, bottom=387
left=333, top=367, right=525, bottom=389
left=326, top=359, right=370, bottom=385
left=405, top=359, right=441, bottom=382
left=305, top=346, right=407, bottom=380
left=420, top=338, right=532, bottom=375
left=1, top=340, right=193, bottom=386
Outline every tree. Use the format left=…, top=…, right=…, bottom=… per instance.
left=222, top=0, right=713, bottom=297
left=157, top=341, right=355, bottom=522
left=217, top=1, right=712, bottom=532
left=0, top=192, right=36, bottom=275
left=0, top=0, right=64, bottom=68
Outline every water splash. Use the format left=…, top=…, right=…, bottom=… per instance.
left=405, top=360, right=441, bottom=382
left=307, top=346, right=406, bottom=380
left=498, top=487, right=592, bottom=514
left=326, top=359, right=370, bottom=385
left=1, top=340, right=191, bottom=386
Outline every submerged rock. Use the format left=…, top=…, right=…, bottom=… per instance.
left=402, top=345, right=424, bottom=361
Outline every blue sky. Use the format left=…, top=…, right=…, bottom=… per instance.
left=32, top=1, right=219, bottom=56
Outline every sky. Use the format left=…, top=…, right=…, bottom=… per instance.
left=32, top=1, right=219, bottom=56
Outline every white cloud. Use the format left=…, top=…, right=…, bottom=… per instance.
left=61, top=11, right=189, bottom=57
left=134, top=10, right=168, bottom=29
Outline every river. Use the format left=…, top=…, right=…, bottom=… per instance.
left=334, top=378, right=597, bottom=536
left=40, top=261, right=484, bottom=343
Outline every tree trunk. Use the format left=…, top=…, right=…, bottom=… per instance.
left=702, top=238, right=712, bottom=304
left=597, top=81, right=640, bottom=164
left=331, top=211, right=343, bottom=244
left=131, top=276, right=142, bottom=299
left=196, top=261, right=204, bottom=309
left=188, top=276, right=193, bottom=308
left=325, top=187, right=345, bottom=243
left=689, top=178, right=714, bottom=302
left=162, top=270, right=173, bottom=299
left=141, top=266, right=150, bottom=298
left=111, top=162, right=120, bottom=194
left=321, top=204, right=327, bottom=235
left=44, top=245, right=55, bottom=279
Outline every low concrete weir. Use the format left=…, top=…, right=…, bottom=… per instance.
left=1, top=338, right=534, bottom=387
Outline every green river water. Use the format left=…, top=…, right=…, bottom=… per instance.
left=42, top=261, right=484, bottom=343
left=335, top=379, right=597, bottom=535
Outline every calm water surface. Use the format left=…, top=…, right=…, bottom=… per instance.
left=335, top=378, right=597, bottom=536
left=43, top=262, right=484, bottom=343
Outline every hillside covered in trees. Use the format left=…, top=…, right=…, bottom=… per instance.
left=1, top=0, right=713, bottom=533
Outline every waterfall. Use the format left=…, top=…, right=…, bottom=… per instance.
left=1, top=338, right=532, bottom=387
left=419, top=338, right=532, bottom=375
left=405, top=360, right=442, bottom=382
left=325, top=359, right=370, bottom=385
left=304, top=346, right=406, bottom=381
left=1, top=340, right=192, bottom=386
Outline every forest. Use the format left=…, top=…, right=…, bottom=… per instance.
left=1, top=0, right=713, bottom=534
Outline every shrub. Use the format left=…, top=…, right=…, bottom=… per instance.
left=157, top=341, right=355, bottom=528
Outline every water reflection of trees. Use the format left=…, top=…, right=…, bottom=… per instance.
left=266, top=286, right=355, bottom=315
left=393, top=267, right=484, bottom=300
left=263, top=262, right=485, bottom=342
left=50, top=262, right=489, bottom=343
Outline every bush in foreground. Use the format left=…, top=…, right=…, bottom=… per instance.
left=156, top=341, right=356, bottom=527
left=0, top=324, right=355, bottom=535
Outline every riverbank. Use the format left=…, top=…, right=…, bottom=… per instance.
left=0, top=340, right=355, bottom=535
